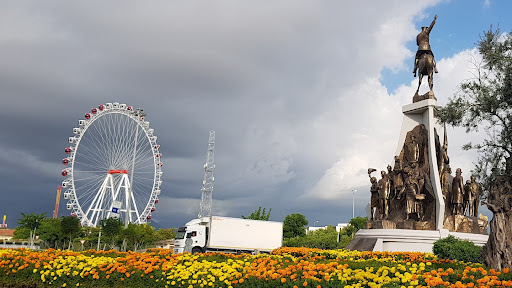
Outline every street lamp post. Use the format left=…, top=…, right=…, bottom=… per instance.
left=352, top=189, right=357, bottom=219
left=314, top=220, right=319, bottom=227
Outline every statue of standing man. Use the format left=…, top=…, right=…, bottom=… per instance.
left=369, top=171, right=379, bottom=221
left=451, top=168, right=464, bottom=215
left=377, top=171, right=391, bottom=220
left=469, top=176, right=483, bottom=217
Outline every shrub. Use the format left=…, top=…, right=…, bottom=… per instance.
left=433, top=235, right=483, bottom=263
left=283, top=226, right=340, bottom=250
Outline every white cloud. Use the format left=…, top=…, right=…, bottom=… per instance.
left=305, top=48, right=485, bottom=205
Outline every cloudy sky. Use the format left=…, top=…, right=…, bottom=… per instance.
left=1, top=0, right=511, bottom=229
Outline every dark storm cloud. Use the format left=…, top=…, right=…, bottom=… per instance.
left=0, top=1, right=445, bottom=228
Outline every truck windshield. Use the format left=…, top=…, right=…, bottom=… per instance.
left=175, top=231, right=186, bottom=240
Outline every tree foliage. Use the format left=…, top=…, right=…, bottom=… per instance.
left=16, top=212, right=46, bottom=230
left=39, top=218, right=64, bottom=249
left=241, top=207, right=272, bottom=220
left=121, top=223, right=157, bottom=251
left=283, top=213, right=308, bottom=238
left=100, top=217, right=123, bottom=248
left=61, top=216, right=81, bottom=249
left=348, top=217, right=368, bottom=231
left=337, top=217, right=368, bottom=248
left=437, top=26, right=512, bottom=196
left=12, top=212, right=176, bottom=251
left=155, top=228, right=177, bottom=241
left=283, top=226, right=339, bottom=250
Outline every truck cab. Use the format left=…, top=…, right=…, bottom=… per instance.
left=173, top=218, right=208, bottom=254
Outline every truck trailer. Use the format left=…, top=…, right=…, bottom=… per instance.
left=173, top=216, right=283, bottom=254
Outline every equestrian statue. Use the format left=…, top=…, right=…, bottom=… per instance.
left=413, top=15, right=438, bottom=98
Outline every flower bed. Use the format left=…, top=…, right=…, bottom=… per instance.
left=1, top=247, right=511, bottom=287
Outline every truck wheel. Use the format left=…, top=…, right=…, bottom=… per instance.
left=191, top=247, right=202, bottom=254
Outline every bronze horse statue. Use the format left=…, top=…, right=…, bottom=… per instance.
left=415, top=53, right=435, bottom=96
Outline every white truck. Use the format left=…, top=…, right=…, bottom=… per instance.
left=173, top=216, right=283, bottom=254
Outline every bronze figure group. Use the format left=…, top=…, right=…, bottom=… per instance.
left=368, top=124, right=483, bottom=224
left=368, top=125, right=434, bottom=222
left=438, top=128, right=482, bottom=218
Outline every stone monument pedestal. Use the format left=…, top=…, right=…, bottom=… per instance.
left=346, top=228, right=488, bottom=253
left=351, top=99, right=489, bottom=252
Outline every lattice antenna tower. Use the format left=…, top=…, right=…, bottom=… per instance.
left=198, top=130, right=215, bottom=218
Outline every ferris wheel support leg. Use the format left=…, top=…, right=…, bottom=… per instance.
left=116, top=173, right=134, bottom=225
left=129, top=186, right=141, bottom=224
left=99, top=174, right=115, bottom=224
left=87, top=174, right=111, bottom=226
left=125, top=182, right=132, bottom=225
left=112, top=174, right=126, bottom=206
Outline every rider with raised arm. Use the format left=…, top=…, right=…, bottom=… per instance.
left=413, top=15, right=439, bottom=77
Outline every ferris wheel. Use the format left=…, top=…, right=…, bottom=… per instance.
left=61, top=102, right=163, bottom=227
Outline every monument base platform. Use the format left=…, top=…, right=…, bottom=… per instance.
left=367, top=219, right=436, bottom=230
left=346, top=229, right=488, bottom=253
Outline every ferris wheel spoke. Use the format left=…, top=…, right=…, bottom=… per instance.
left=134, top=153, right=154, bottom=167
left=133, top=176, right=156, bottom=184
left=73, top=160, right=109, bottom=172
left=73, top=154, right=107, bottom=171
left=75, top=179, right=104, bottom=201
left=84, top=122, right=111, bottom=164
left=74, top=178, right=105, bottom=190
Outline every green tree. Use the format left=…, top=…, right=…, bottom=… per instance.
left=283, top=213, right=308, bottom=238
left=135, top=223, right=157, bottom=250
left=155, top=228, right=177, bottom=241
left=241, top=207, right=272, bottom=220
left=12, top=226, right=31, bottom=240
left=122, top=223, right=157, bottom=251
left=14, top=212, right=47, bottom=241
left=438, top=26, right=512, bottom=194
left=81, top=226, right=101, bottom=250
left=349, top=216, right=368, bottom=231
left=337, top=217, right=368, bottom=248
left=38, top=218, right=64, bottom=249
left=61, top=216, right=81, bottom=250
left=100, top=217, right=123, bottom=249
left=283, top=226, right=341, bottom=250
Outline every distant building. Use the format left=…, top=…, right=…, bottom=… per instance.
left=307, top=223, right=349, bottom=234
left=335, top=223, right=349, bottom=232
left=307, top=223, right=350, bottom=235
left=0, top=229, right=15, bottom=241
left=154, top=239, right=174, bottom=250
left=307, top=226, right=327, bottom=234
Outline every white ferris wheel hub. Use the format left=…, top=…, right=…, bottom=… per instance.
left=61, top=103, right=163, bottom=227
